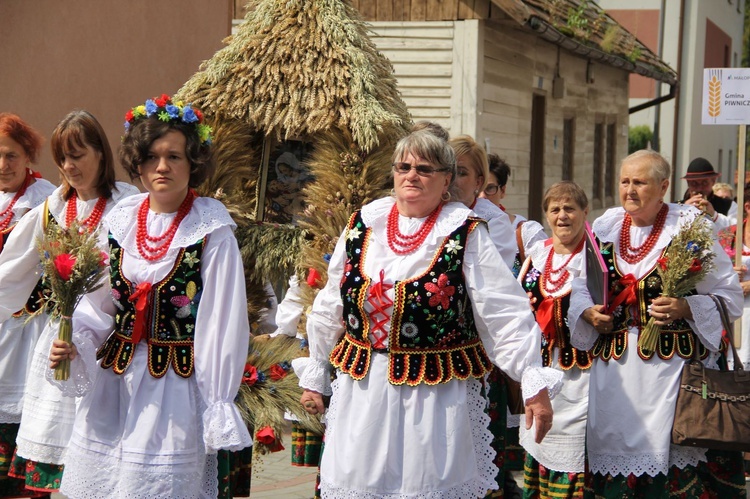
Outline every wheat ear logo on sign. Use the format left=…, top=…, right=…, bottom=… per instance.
left=707, top=69, right=722, bottom=122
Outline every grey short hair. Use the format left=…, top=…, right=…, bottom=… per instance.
left=392, top=130, right=458, bottom=197
left=620, top=149, right=671, bottom=182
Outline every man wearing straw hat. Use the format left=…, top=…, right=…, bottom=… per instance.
left=681, top=157, right=737, bottom=229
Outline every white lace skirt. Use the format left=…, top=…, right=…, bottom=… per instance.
left=59, top=351, right=216, bottom=499
left=320, top=354, right=497, bottom=498
left=0, top=314, right=47, bottom=423
left=15, top=318, right=77, bottom=463
left=519, top=360, right=589, bottom=473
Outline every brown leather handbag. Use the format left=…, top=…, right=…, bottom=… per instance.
left=671, top=294, right=750, bottom=451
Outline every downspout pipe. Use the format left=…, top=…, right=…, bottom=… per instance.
left=629, top=82, right=677, bottom=114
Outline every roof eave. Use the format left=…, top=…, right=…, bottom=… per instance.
left=526, top=15, right=677, bottom=86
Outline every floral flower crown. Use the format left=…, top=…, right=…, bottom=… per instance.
left=124, top=94, right=212, bottom=145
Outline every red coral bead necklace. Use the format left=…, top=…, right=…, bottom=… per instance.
left=0, top=171, right=33, bottom=232
left=65, top=190, right=108, bottom=231
left=620, top=203, right=668, bottom=264
left=136, top=190, right=196, bottom=261
left=387, top=202, right=443, bottom=255
left=542, top=236, right=585, bottom=293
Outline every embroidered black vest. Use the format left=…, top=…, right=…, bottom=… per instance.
left=11, top=207, right=53, bottom=318
left=519, top=257, right=593, bottom=370
left=330, top=210, right=493, bottom=386
left=96, top=235, right=205, bottom=378
left=592, top=240, right=707, bottom=362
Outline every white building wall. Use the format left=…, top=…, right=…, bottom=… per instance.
left=598, top=0, right=744, bottom=200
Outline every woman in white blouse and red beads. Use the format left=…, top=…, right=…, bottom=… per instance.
left=0, top=110, right=137, bottom=495
left=49, top=95, right=252, bottom=498
left=0, top=113, right=56, bottom=498
left=299, top=129, right=561, bottom=498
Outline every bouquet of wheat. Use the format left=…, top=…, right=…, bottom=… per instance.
left=638, top=213, right=716, bottom=355
left=37, top=221, right=108, bottom=380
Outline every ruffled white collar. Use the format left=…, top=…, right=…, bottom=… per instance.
left=526, top=237, right=585, bottom=275
left=1, top=178, right=56, bottom=215
left=360, top=196, right=472, bottom=238
left=592, top=203, right=702, bottom=252
left=46, top=181, right=140, bottom=227
left=106, top=193, right=236, bottom=254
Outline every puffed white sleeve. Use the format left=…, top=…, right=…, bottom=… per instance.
left=271, top=275, right=305, bottom=338
left=567, top=277, right=599, bottom=351
left=194, top=225, right=253, bottom=453
left=687, top=238, right=744, bottom=351
left=465, top=223, right=562, bottom=402
left=298, top=233, right=347, bottom=396
left=0, top=205, right=45, bottom=321
left=487, top=209, right=517, bottom=270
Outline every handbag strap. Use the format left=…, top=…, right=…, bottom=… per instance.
left=707, top=294, right=744, bottom=370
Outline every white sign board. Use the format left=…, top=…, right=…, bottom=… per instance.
left=702, top=68, right=750, bottom=125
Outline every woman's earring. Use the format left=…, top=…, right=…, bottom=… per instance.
left=390, top=188, right=396, bottom=197
left=441, top=192, right=450, bottom=202
left=473, top=189, right=479, bottom=196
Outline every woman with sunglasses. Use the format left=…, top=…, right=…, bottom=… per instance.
left=299, top=129, right=561, bottom=498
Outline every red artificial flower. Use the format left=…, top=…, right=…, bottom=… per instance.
left=54, top=254, right=77, bottom=281
left=268, top=363, right=287, bottom=381
left=307, top=267, right=321, bottom=288
left=100, top=251, right=110, bottom=267
left=689, top=259, right=702, bottom=273
left=155, top=94, right=170, bottom=107
left=657, top=257, right=668, bottom=271
left=242, top=363, right=258, bottom=386
left=194, top=109, right=204, bottom=122
left=125, top=109, right=134, bottom=122
left=424, top=273, right=455, bottom=309
left=255, top=426, right=285, bottom=452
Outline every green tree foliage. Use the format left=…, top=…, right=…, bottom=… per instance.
left=629, top=125, right=653, bottom=154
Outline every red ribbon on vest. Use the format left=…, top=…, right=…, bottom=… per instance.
left=606, top=273, right=637, bottom=314
left=535, top=297, right=556, bottom=341
left=128, top=282, right=153, bottom=343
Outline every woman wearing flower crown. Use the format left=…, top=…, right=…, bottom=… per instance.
left=517, top=181, right=593, bottom=499
left=568, top=150, right=746, bottom=497
left=299, top=129, right=561, bottom=498
left=0, top=110, right=137, bottom=495
left=48, top=95, right=252, bottom=498
left=0, top=113, right=56, bottom=498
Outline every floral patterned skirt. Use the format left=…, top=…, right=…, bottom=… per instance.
left=584, top=450, right=746, bottom=498
left=217, top=448, right=252, bottom=498
left=291, top=422, right=323, bottom=467
left=0, top=424, right=57, bottom=497
left=523, top=453, right=585, bottom=499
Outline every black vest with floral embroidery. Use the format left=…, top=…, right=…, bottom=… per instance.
left=330, top=210, right=494, bottom=386
left=519, top=257, right=592, bottom=370
left=96, top=235, right=205, bottom=378
left=592, top=240, right=707, bottom=362
left=10, top=207, right=53, bottom=318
